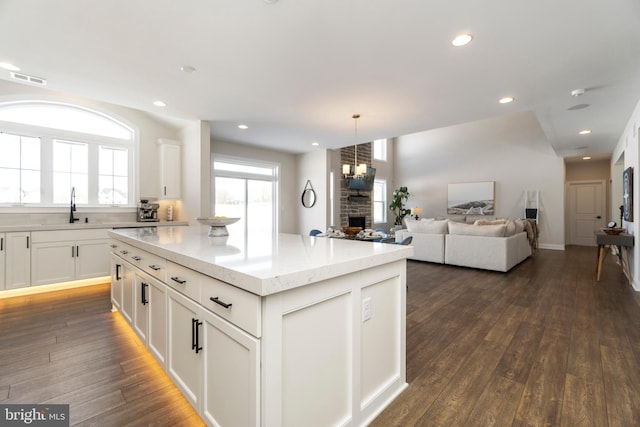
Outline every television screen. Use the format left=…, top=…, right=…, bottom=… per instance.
left=348, top=167, right=376, bottom=191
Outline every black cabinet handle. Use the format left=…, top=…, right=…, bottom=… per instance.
left=71, top=246, right=75, bottom=258
left=149, top=265, right=161, bottom=271
left=120, top=250, right=128, bottom=255
left=131, top=255, right=141, bottom=261
left=1, top=237, right=3, bottom=251
left=171, top=276, right=186, bottom=285
left=26, top=236, right=29, bottom=249
left=141, top=282, right=148, bottom=305
left=110, top=244, right=118, bottom=249
left=116, top=264, right=122, bottom=280
left=76, top=245, right=79, bottom=257
left=191, top=318, right=203, bottom=353
left=210, top=297, right=232, bottom=309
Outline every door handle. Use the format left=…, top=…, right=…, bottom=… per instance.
left=596, top=215, right=602, bottom=219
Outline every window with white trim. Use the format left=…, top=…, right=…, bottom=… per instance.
left=373, top=179, right=387, bottom=223
left=213, top=157, right=279, bottom=239
left=0, top=101, right=135, bottom=206
left=373, top=138, right=387, bottom=161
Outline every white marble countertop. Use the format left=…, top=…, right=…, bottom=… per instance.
left=109, top=226, right=413, bottom=296
left=0, top=221, right=188, bottom=233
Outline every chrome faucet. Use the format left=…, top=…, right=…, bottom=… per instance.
left=69, top=187, right=79, bottom=223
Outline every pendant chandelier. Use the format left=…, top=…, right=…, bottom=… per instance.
left=342, top=114, right=367, bottom=179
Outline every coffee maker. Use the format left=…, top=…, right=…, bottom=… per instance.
left=137, top=199, right=159, bottom=222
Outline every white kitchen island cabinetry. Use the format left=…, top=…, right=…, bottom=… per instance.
left=0, top=233, right=5, bottom=290
left=109, top=226, right=411, bottom=427
left=5, top=231, right=31, bottom=290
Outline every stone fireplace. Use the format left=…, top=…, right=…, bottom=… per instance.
left=340, top=142, right=372, bottom=229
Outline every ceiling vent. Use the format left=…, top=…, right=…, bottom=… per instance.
left=10, top=72, right=47, bottom=86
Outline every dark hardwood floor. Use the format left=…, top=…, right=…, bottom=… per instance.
left=1, top=246, right=640, bottom=426
left=372, top=245, right=640, bottom=427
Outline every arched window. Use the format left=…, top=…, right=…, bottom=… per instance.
left=0, top=101, right=135, bottom=206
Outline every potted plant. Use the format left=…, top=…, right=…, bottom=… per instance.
left=389, top=186, right=410, bottom=227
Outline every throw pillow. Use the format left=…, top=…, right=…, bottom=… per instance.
left=474, top=219, right=507, bottom=226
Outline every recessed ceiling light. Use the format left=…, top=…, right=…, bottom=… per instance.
left=451, top=34, right=473, bottom=47
left=579, top=129, right=592, bottom=135
left=153, top=100, right=166, bottom=107
left=582, top=156, right=592, bottom=160
left=311, top=142, right=319, bottom=146
left=499, top=97, right=514, bottom=104
left=571, top=88, right=586, bottom=97
left=238, top=124, right=248, bottom=130
left=180, top=65, right=196, bottom=73
left=0, top=62, right=20, bottom=71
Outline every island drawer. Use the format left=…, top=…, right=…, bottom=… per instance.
left=137, top=251, right=167, bottom=282
left=200, top=276, right=261, bottom=338
left=166, top=261, right=201, bottom=302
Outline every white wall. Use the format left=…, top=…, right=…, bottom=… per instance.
left=393, top=111, right=565, bottom=249
left=297, top=150, right=330, bottom=235
left=211, top=140, right=299, bottom=234
left=612, top=98, right=640, bottom=290
left=180, top=120, right=211, bottom=224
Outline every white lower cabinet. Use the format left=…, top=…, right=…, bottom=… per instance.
left=166, top=287, right=260, bottom=426
left=167, top=288, right=203, bottom=410
left=120, top=262, right=135, bottom=324
left=31, top=230, right=110, bottom=287
left=201, top=306, right=259, bottom=427
left=133, top=270, right=167, bottom=366
left=0, top=233, right=6, bottom=290
left=110, top=254, right=123, bottom=311
left=5, top=231, right=31, bottom=290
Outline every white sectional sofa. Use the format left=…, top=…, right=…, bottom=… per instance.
left=395, top=218, right=533, bottom=272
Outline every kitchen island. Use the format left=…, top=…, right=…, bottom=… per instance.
left=109, top=226, right=412, bottom=427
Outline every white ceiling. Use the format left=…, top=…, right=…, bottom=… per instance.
left=1, top=0, right=639, bottom=158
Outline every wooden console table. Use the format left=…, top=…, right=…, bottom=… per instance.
left=596, top=231, right=634, bottom=284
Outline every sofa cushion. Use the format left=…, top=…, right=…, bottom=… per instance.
left=406, top=218, right=449, bottom=234
left=514, top=219, right=527, bottom=233
left=448, top=221, right=506, bottom=237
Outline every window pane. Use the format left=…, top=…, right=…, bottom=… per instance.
left=99, top=146, right=129, bottom=205
left=248, top=180, right=273, bottom=236
left=113, top=149, right=128, bottom=176
left=72, top=143, right=88, bottom=173
left=373, top=139, right=387, bottom=161
left=0, top=133, right=20, bottom=168
left=53, top=141, right=71, bottom=172
left=214, top=161, right=274, bottom=176
left=21, top=170, right=41, bottom=203
left=113, top=176, right=128, bottom=204
left=0, top=168, right=20, bottom=203
left=21, top=136, right=40, bottom=170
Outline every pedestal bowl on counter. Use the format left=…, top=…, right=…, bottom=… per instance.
left=197, top=217, right=240, bottom=237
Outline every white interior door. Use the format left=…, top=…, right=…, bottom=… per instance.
left=567, top=180, right=606, bottom=246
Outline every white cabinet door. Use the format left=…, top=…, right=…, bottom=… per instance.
left=167, top=287, right=202, bottom=410
left=148, top=276, right=167, bottom=366
left=158, top=139, right=181, bottom=199
left=110, top=254, right=123, bottom=311
left=0, top=233, right=5, bottom=290
left=5, top=232, right=31, bottom=290
left=76, top=239, right=110, bottom=280
left=201, top=308, right=260, bottom=427
left=133, top=270, right=149, bottom=343
left=120, top=262, right=135, bottom=323
left=31, top=240, right=75, bottom=286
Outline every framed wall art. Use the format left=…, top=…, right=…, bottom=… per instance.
left=623, top=166, right=633, bottom=222
left=447, top=181, right=495, bottom=215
